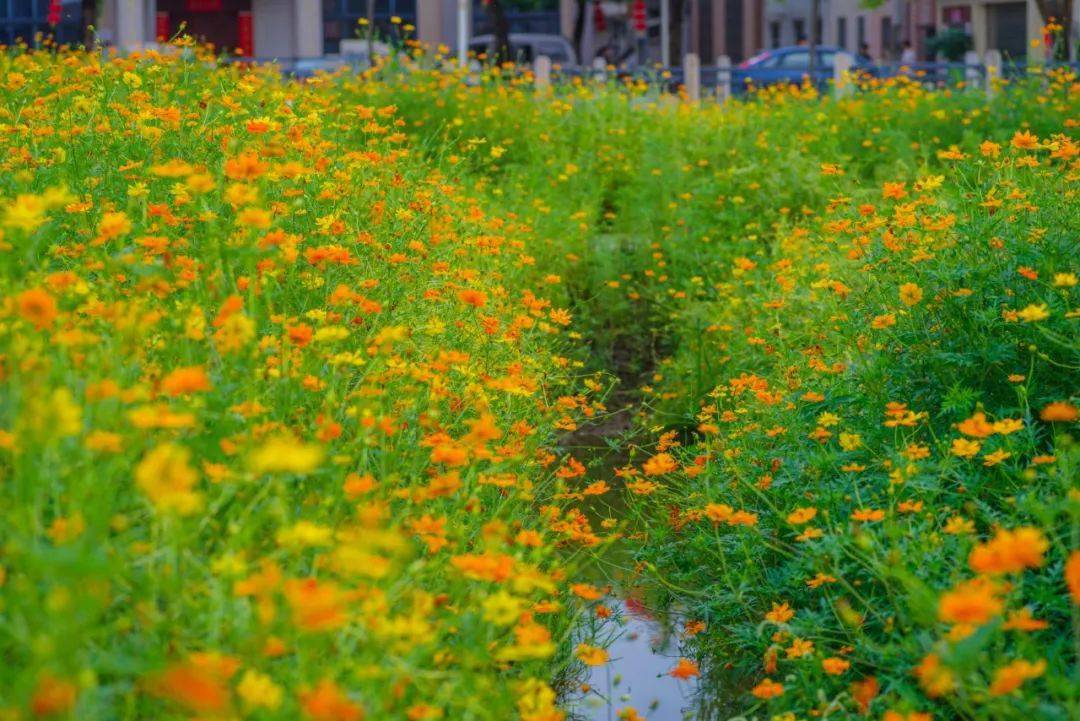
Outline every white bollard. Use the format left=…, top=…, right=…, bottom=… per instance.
left=834, top=51, right=854, bottom=97
left=963, top=50, right=981, bottom=89
left=534, top=55, right=552, bottom=92
left=592, top=56, right=608, bottom=83
left=984, top=49, right=1002, bottom=98
left=684, top=53, right=700, bottom=101
left=716, top=55, right=732, bottom=104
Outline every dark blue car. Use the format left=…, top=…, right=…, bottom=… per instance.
left=736, top=46, right=873, bottom=90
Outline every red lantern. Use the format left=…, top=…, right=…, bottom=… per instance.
left=632, top=0, right=647, bottom=35
left=594, top=3, right=606, bottom=33
left=47, top=0, right=61, bottom=26
left=238, top=11, right=253, bottom=58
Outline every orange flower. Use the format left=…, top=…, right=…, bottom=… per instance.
left=882, top=712, right=932, bottom=721
left=822, top=656, right=850, bottom=675
left=1010, top=130, right=1039, bottom=149
left=750, top=678, right=784, bottom=699
left=457, top=289, right=488, bottom=307
left=224, top=152, right=269, bottom=180
left=1002, top=607, right=1049, bottom=631
left=17, top=288, right=58, bottom=330
left=1066, top=550, right=1080, bottom=605
left=283, top=578, right=350, bottom=632
left=287, top=323, right=314, bottom=347
left=29, top=673, right=77, bottom=718
left=786, top=507, right=817, bottom=525
left=956, top=412, right=994, bottom=438
left=301, top=679, right=364, bottom=721
left=988, top=658, right=1045, bottom=696
left=968, top=526, right=1048, bottom=574
left=882, top=182, right=907, bottom=199
left=898, top=282, right=922, bottom=306
left=950, top=438, right=981, bottom=458
left=160, top=365, right=212, bottom=397
left=669, top=658, right=700, bottom=680
left=938, top=578, right=1002, bottom=625
left=914, top=653, right=955, bottom=697
left=450, top=552, right=515, bottom=582
left=643, top=452, right=678, bottom=476
left=147, top=660, right=233, bottom=714
left=850, top=676, right=878, bottom=714
left=1039, top=401, right=1077, bottom=422
left=765, top=602, right=794, bottom=624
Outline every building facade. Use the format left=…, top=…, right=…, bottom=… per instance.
left=938, top=0, right=1047, bottom=60
left=24, top=0, right=1069, bottom=65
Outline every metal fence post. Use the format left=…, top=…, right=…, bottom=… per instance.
left=717, top=55, right=732, bottom=104
left=984, top=49, right=1002, bottom=98
left=684, top=53, right=700, bottom=101
left=834, top=52, right=854, bottom=97
left=963, top=50, right=981, bottom=90
left=534, top=55, right=552, bottom=93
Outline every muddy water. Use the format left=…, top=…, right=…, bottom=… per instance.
left=560, top=418, right=703, bottom=721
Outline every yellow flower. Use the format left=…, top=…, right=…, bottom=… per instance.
left=482, top=591, right=523, bottom=627
left=135, top=443, right=203, bottom=515
left=982, top=449, right=1011, bottom=466
left=3, top=194, right=47, bottom=232
left=248, top=437, right=324, bottom=475
left=276, top=521, right=334, bottom=548
left=236, top=669, right=283, bottom=710
left=1017, top=303, right=1050, bottom=322
left=574, top=643, right=609, bottom=666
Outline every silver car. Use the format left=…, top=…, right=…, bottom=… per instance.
left=468, top=33, right=578, bottom=66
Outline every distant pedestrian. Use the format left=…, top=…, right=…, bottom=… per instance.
left=857, top=43, right=873, bottom=63
left=901, top=41, right=916, bottom=65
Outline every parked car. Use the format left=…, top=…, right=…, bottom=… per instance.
left=736, top=46, right=872, bottom=88
left=468, top=33, right=577, bottom=66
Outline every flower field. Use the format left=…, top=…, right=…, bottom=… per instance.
left=1, top=43, right=1078, bottom=721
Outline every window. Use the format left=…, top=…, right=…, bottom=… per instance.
left=881, top=17, right=893, bottom=55
left=857, top=16, right=866, bottom=48
left=770, top=21, right=781, bottom=49
left=779, top=50, right=810, bottom=68
left=793, top=19, right=805, bottom=43
left=818, top=50, right=836, bottom=69
left=837, top=17, right=847, bottom=49
left=814, top=18, right=822, bottom=43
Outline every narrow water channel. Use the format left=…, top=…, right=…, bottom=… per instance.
left=570, top=596, right=700, bottom=721
left=561, top=412, right=703, bottom=721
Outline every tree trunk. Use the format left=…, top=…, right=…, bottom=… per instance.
left=486, top=0, right=513, bottom=64
left=573, top=0, right=586, bottom=61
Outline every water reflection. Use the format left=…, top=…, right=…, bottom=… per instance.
left=570, top=597, right=699, bottom=721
